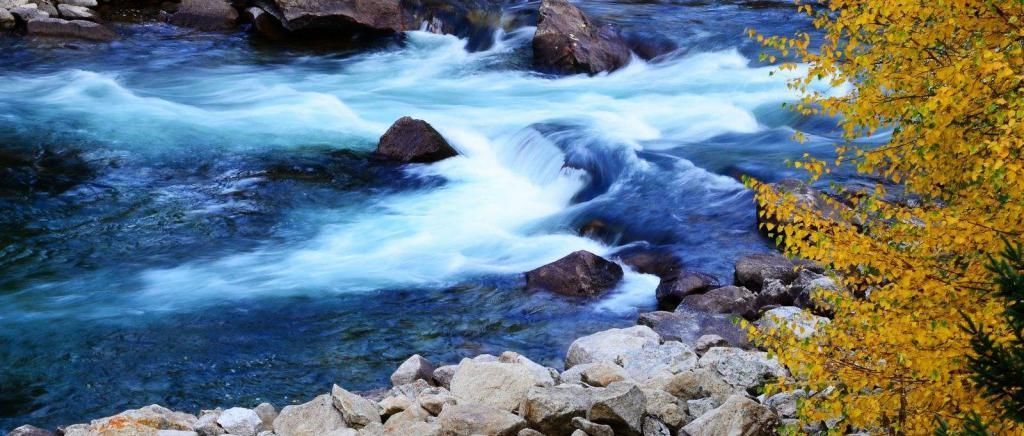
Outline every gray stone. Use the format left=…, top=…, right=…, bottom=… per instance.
left=532, top=0, right=630, bottom=75
left=332, top=384, right=382, bottom=427
left=58, top=0, right=96, bottom=6
left=519, top=384, right=593, bottom=435
left=643, top=388, right=685, bottom=429
left=26, top=17, right=115, bottom=41
left=436, top=404, right=527, bottom=436
left=194, top=410, right=226, bottom=436
left=686, top=397, right=718, bottom=419
left=664, top=367, right=741, bottom=403
left=638, top=308, right=749, bottom=348
left=56, top=4, right=96, bottom=20
left=763, top=390, right=805, bottom=418
left=432, top=365, right=458, bottom=389
left=694, top=334, right=729, bottom=355
left=681, top=395, right=779, bottom=436
left=642, top=417, right=671, bottom=436
left=254, top=403, right=277, bottom=432
left=580, top=362, right=629, bottom=387
left=416, top=387, right=456, bottom=416
left=273, top=394, right=348, bottom=436
left=517, top=429, right=545, bottom=436
left=0, top=0, right=29, bottom=9
left=381, top=405, right=434, bottom=435
left=10, top=5, right=48, bottom=21
left=565, top=326, right=660, bottom=369
left=157, top=431, right=199, bottom=436
left=8, top=425, right=54, bottom=436
left=0, top=8, right=15, bottom=29
left=698, top=347, right=787, bottom=390
left=167, top=0, right=238, bottom=30
left=216, top=408, right=262, bottom=436
left=655, top=271, right=719, bottom=310
left=756, top=306, right=829, bottom=339
left=391, top=354, right=436, bottom=386
left=27, top=0, right=56, bottom=16
left=734, top=253, right=816, bottom=291
left=616, top=341, right=698, bottom=382
left=498, top=351, right=556, bottom=387
left=571, top=417, right=613, bottom=436
left=449, top=359, right=537, bottom=411
left=587, top=382, right=646, bottom=436
left=680, top=286, right=759, bottom=319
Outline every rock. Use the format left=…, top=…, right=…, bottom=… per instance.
left=763, top=389, right=804, bottom=418
left=58, top=0, right=95, bottom=6
left=254, top=403, right=278, bottom=432
left=416, top=387, right=456, bottom=416
left=374, top=117, right=457, bottom=164
left=333, top=384, right=382, bottom=427
left=27, top=0, right=56, bottom=16
left=519, top=384, right=593, bottom=435
left=0, top=8, right=16, bottom=29
left=612, top=246, right=682, bottom=280
left=565, top=325, right=660, bottom=369
left=385, top=379, right=433, bottom=404
left=382, top=404, right=438, bottom=435
left=0, top=0, right=29, bottom=8
left=791, top=269, right=841, bottom=313
left=680, top=285, right=759, bottom=319
left=655, top=271, right=719, bottom=310
left=623, top=31, right=679, bottom=61
left=432, top=365, right=457, bottom=390
left=734, top=253, right=818, bottom=291
left=693, top=335, right=729, bottom=355
left=378, top=395, right=412, bottom=416
left=637, top=309, right=749, bottom=347
left=571, top=417, right=614, bottom=436
left=642, top=417, right=671, bottom=436
left=664, top=367, right=742, bottom=404
left=8, top=425, right=54, bottom=436
left=570, top=430, right=588, bottom=436
left=532, top=0, right=631, bottom=75
left=643, top=389, right=685, bottom=428
left=167, top=0, right=238, bottom=30
left=449, top=359, right=536, bottom=412
left=681, top=395, right=779, bottom=436
left=25, top=17, right=115, bottom=41
left=10, top=4, right=47, bottom=21
left=216, top=408, right=262, bottom=436
left=57, top=4, right=96, bottom=20
left=518, top=429, right=545, bottom=436
left=64, top=405, right=197, bottom=435
left=157, top=431, right=199, bottom=436
left=194, top=410, right=226, bottom=436
left=580, top=362, right=630, bottom=387
left=686, top=397, right=717, bottom=419
left=757, top=179, right=852, bottom=243
left=525, top=250, right=624, bottom=297
left=244, top=6, right=288, bottom=39
left=587, top=382, right=646, bottom=436
left=273, top=394, right=348, bottom=436
left=498, top=351, right=557, bottom=386
left=357, top=421, right=383, bottom=436
left=266, top=0, right=403, bottom=33
left=436, top=404, right=527, bottom=436
left=391, top=354, right=436, bottom=386
left=756, top=306, right=829, bottom=339
left=698, top=347, right=787, bottom=390
left=615, top=341, right=698, bottom=382
left=756, top=278, right=799, bottom=307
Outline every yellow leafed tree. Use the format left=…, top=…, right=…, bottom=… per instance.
left=747, top=0, right=1024, bottom=434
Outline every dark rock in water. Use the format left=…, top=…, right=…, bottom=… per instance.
left=8, top=425, right=54, bottom=436
left=25, top=17, right=115, bottom=40
left=623, top=31, right=678, bottom=61
left=532, top=0, right=631, bottom=75
left=680, top=285, right=758, bottom=319
left=28, top=0, right=58, bottom=17
left=0, top=8, right=15, bottom=29
left=733, top=252, right=820, bottom=292
left=525, top=250, right=624, bottom=297
left=56, top=4, right=99, bottom=21
left=375, top=117, right=458, bottom=163
left=402, top=0, right=503, bottom=52
left=655, top=271, right=719, bottom=310
left=167, top=0, right=238, bottom=30
left=0, top=147, right=94, bottom=197
left=578, top=219, right=615, bottom=242
left=611, top=246, right=681, bottom=280
left=244, top=6, right=288, bottom=39
left=637, top=309, right=748, bottom=348
left=266, top=0, right=403, bottom=34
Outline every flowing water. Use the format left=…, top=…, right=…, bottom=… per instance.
left=0, top=0, right=851, bottom=430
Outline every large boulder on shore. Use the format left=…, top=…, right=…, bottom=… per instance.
left=267, top=0, right=403, bottom=33
left=532, top=0, right=631, bottom=75
left=25, top=17, right=115, bottom=41
left=565, top=325, right=660, bottom=369
left=680, top=285, right=759, bottom=319
left=734, top=252, right=817, bottom=292
left=637, top=308, right=749, bottom=347
left=681, top=395, right=779, bottom=436
left=449, top=358, right=544, bottom=412
left=272, top=394, right=348, bottom=436
left=697, top=347, right=787, bottom=390
left=167, top=0, right=238, bottom=30
left=375, top=117, right=458, bottom=163
left=525, top=250, right=624, bottom=297
left=519, top=384, right=594, bottom=434
left=436, top=404, right=527, bottom=436
left=655, top=271, right=719, bottom=310
left=0, top=8, right=14, bottom=29
left=8, top=425, right=53, bottom=436
left=61, top=405, right=197, bottom=435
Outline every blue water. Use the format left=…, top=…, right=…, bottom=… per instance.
left=0, top=0, right=845, bottom=430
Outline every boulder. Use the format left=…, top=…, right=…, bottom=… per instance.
left=449, top=359, right=537, bottom=411
left=273, top=394, right=348, bottom=436
left=416, top=387, right=456, bottom=416
left=532, top=0, right=631, bottom=75
left=663, top=367, right=741, bottom=404
left=61, top=405, right=197, bottom=435
left=698, top=347, right=787, bottom=390
left=167, top=0, right=238, bottom=30
left=791, top=269, right=841, bottom=313
left=681, top=395, right=779, bottom=436
left=642, top=389, right=686, bottom=429
left=571, top=417, right=613, bottom=436
left=193, top=410, right=226, bottom=436
left=25, top=17, right=115, bottom=40
left=0, top=8, right=15, bottom=29
left=498, top=351, right=557, bottom=386
left=612, top=246, right=682, bottom=280
left=432, top=364, right=458, bottom=389
left=382, top=405, right=437, bottom=435
left=374, top=117, right=458, bottom=163
left=378, top=395, right=412, bottom=417
left=755, top=306, right=829, bottom=339
left=436, top=404, right=527, bottom=436
left=8, top=425, right=54, bottom=436
left=686, top=397, right=718, bottom=419
left=254, top=403, right=278, bottom=432
left=266, top=0, right=403, bottom=33
left=734, top=253, right=818, bottom=291
left=642, top=417, right=671, bottom=436
left=680, top=286, right=759, bottom=319
left=756, top=278, right=800, bottom=307
left=579, top=362, right=630, bottom=387
left=525, top=250, right=624, bottom=297
left=763, top=389, right=804, bottom=419
left=615, top=341, right=698, bottom=382
left=587, top=382, right=646, bottom=436
left=216, top=408, right=261, bottom=436
left=623, top=31, right=678, bottom=61
left=564, top=325, right=659, bottom=369
left=637, top=309, right=749, bottom=347
left=693, top=334, right=729, bottom=355
left=59, top=0, right=96, bottom=6
left=391, top=354, right=436, bottom=386
left=244, top=6, right=287, bottom=39
left=0, top=0, right=29, bottom=8
left=9, top=4, right=48, bottom=21
left=655, top=271, right=719, bottom=310
left=57, top=4, right=96, bottom=20
left=27, top=0, right=56, bottom=16
left=332, top=384, right=382, bottom=427
left=519, top=384, right=593, bottom=435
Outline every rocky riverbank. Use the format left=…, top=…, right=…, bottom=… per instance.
left=6, top=249, right=841, bottom=436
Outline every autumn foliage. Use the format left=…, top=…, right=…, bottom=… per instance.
left=747, top=0, right=1024, bottom=434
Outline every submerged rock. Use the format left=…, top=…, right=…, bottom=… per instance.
left=532, top=0, right=631, bottom=75
left=525, top=250, right=624, bottom=297
left=375, top=117, right=458, bottom=163
left=167, top=0, right=238, bottom=30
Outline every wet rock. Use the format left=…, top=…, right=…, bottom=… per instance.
left=616, top=341, right=698, bottom=382
left=266, top=0, right=403, bottom=33
left=655, top=271, right=719, bottom=310
left=623, top=31, right=678, bottom=61
left=532, top=0, right=631, bottom=75
left=244, top=6, right=288, bottom=40
left=525, top=250, right=624, bottom=297
left=698, top=347, right=787, bottom=390
left=216, top=407, right=261, bottom=436
left=436, top=404, right=527, bottom=436
left=578, top=218, right=615, bottom=242
left=61, top=405, right=197, bottom=435
left=519, top=384, right=593, bottom=435
left=637, top=309, right=748, bottom=347
left=56, top=4, right=96, bottom=20
left=681, top=395, right=779, bottom=436
left=374, top=116, right=458, bottom=163
left=401, top=0, right=504, bottom=51
left=734, top=252, right=819, bottom=291
left=8, top=425, right=54, bottom=436
left=432, top=364, right=458, bottom=390
left=0, top=8, right=16, bottom=28
left=572, top=417, right=613, bottom=436
left=680, top=285, right=759, bottom=319
left=587, top=382, right=646, bottom=436
left=693, top=334, right=729, bottom=355
left=391, top=354, right=436, bottom=386
left=253, top=403, right=277, bottom=432
left=449, top=359, right=537, bottom=412
left=273, top=394, right=348, bottom=436
left=25, top=16, right=115, bottom=40
left=333, top=384, right=382, bottom=427
left=755, top=306, right=829, bottom=339
left=167, top=0, right=238, bottom=30
left=612, top=246, right=682, bottom=280
left=564, top=325, right=660, bottom=369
